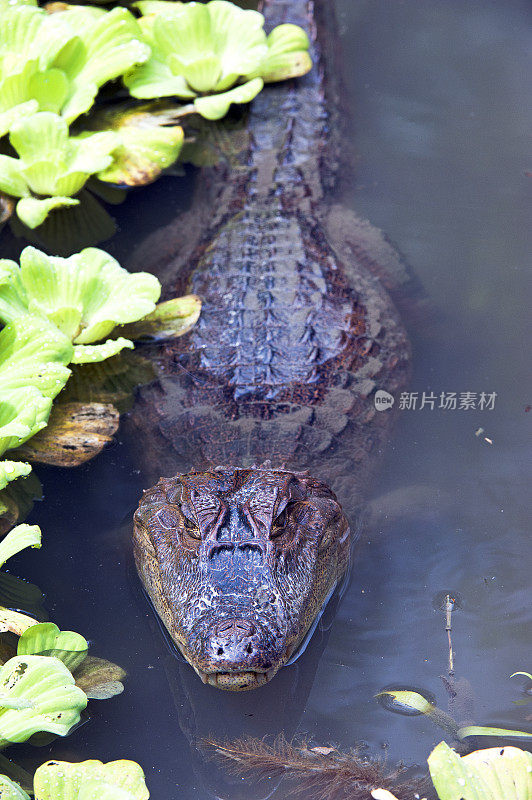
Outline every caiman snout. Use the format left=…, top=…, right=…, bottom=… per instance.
left=206, top=618, right=259, bottom=664
left=194, top=617, right=278, bottom=690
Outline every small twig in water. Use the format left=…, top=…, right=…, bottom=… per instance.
left=444, top=594, right=454, bottom=676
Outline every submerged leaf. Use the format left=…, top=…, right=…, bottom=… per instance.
left=16, top=402, right=119, bottom=467
left=33, top=759, right=150, bottom=800
left=118, top=295, right=201, bottom=341
left=457, top=725, right=532, bottom=740
left=16, top=196, right=79, bottom=230
left=428, top=741, right=532, bottom=800
left=74, top=655, right=126, bottom=700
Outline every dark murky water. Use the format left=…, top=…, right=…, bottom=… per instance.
left=4, top=0, right=531, bottom=797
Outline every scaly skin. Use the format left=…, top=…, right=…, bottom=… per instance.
left=131, top=0, right=411, bottom=689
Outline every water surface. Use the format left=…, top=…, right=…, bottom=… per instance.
left=5, top=0, right=531, bottom=796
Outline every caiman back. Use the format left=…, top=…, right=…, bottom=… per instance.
left=129, top=0, right=411, bottom=514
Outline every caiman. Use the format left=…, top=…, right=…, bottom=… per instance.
left=131, top=0, right=414, bottom=691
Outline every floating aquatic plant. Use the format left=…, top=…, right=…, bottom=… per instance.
left=0, top=4, right=149, bottom=135
left=33, top=758, right=150, bottom=800
left=0, top=246, right=160, bottom=363
left=0, top=654, right=87, bottom=746
left=376, top=687, right=532, bottom=742
left=83, top=101, right=185, bottom=187
left=0, top=316, right=72, bottom=457
left=0, top=463, right=30, bottom=495
left=125, top=0, right=312, bottom=120
left=428, top=741, right=532, bottom=800
left=0, top=774, right=29, bottom=800
left=17, top=622, right=88, bottom=673
left=0, top=112, right=118, bottom=228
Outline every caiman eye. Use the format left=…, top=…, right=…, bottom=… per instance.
left=182, top=515, right=201, bottom=540
left=271, top=502, right=297, bottom=539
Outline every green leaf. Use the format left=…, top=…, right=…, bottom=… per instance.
left=0, top=523, right=41, bottom=568
left=33, top=759, right=150, bottom=800
left=428, top=740, right=532, bottom=800
left=9, top=112, right=118, bottom=199
left=132, top=0, right=183, bottom=14
left=0, top=315, right=73, bottom=456
left=0, top=775, right=30, bottom=800
left=0, top=101, right=39, bottom=140
left=0, top=607, right=38, bottom=637
left=0, top=0, right=36, bottom=9
left=71, top=337, right=134, bottom=364
left=375, top=688, right=435, bottom=715
left=58, top=7, right=151, bottom=123
left=2, top=247, right=160, bottom=352
left=458, top=726, right=532, bottom=740
left=125, top=0, right=267, bottom=100
left=84, top=102, right=185, bottom=187
left=0, top=462, right=31, bottom=493
left=0, top=156, right=29, bottom=200
left=119, top=295, right=201, bottom=341
left=194, top=77, right=263, bottom=120
left=0, top=655, right=87, bottom=745
left=18, top=623, right=88, bottom=673
left=16, top=196, right=79, bottom=229
left=255, top=23, right=312, bottom=83
left=511, top=672, right=532, bottom=682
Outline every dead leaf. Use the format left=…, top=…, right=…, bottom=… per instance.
left=16, top=402, right=119, bottom=467
left=74, top=655, right=126, bottom=700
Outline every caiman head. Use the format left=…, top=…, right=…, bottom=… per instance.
left=133, top=466, right=350, bottom=691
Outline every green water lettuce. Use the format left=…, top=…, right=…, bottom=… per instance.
left=0, top=317, right=72, bottom=456
left=428, top=741, right=532, bottom=800
left=0, top=112, right=118, bottom=228
left=125, top=0, right=267, bottom=117
left=0, top=523, right=40, bottom=568
left=0, top=246, right=160, bottom=363
left=84, top=102, right=185, bottom=187
left=33, top=759, right=149, bottom=800
left=0, top=775, right=30, bottom=800
left=18, top=623, right=88, bottom=673
left=258, top=24, right=312, bottom=83
left=120, top=295, right=201, bottom=341
left=125, top=0, right=312, bottom=119
left=0, top=654, right=87, bottom=745
left=0, top=5, right=149, bottom=135
left=0, top=463, right=31, bottom=494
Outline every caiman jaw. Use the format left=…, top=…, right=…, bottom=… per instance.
left=195, top=667, right=279, bottom=691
